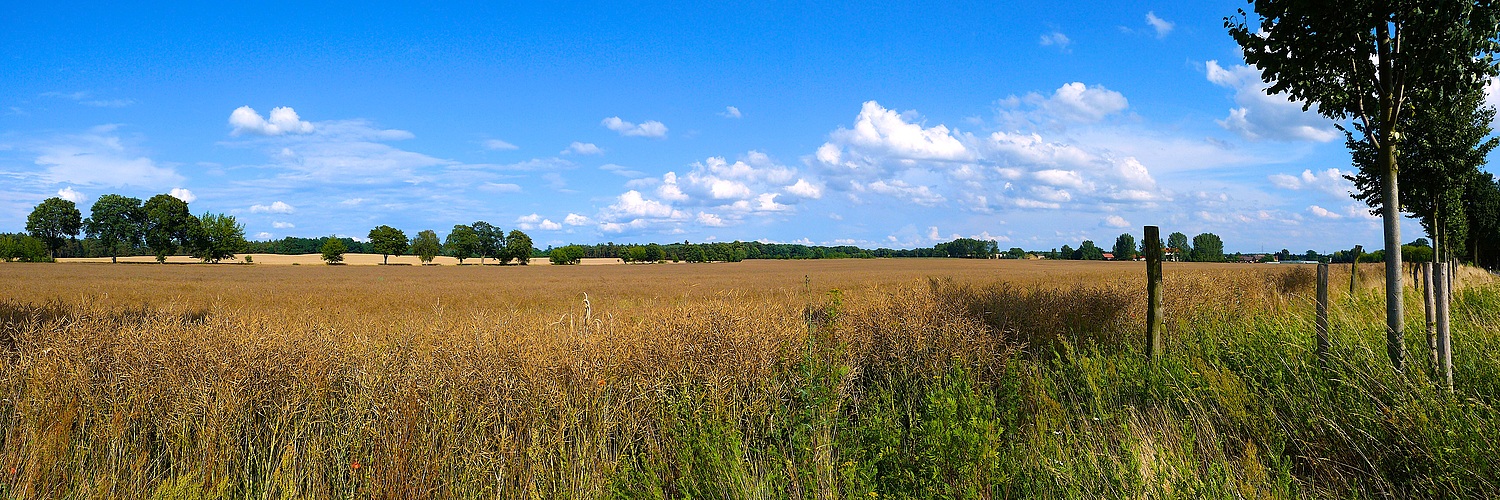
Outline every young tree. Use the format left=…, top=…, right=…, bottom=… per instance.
left=1060, top=244, right=1075, bottom=260
left=321, top=236, right=347, bottom=264
left=411, top=230, right=442, bottom=264
left=445, top=224, right=481, bottom=264
left=1349, top=82, right=1496, bottom=270
left=1228, top=1, right=1500, bottom=370
left=83, top=194, right=145, bottom=263
left=1112, top=233, right=1138, bottom=261
left=26, top=197, right=83, bottom=259
left=190, top=213, right=247, bottom=263
left=1191, top=233, right=1225, bottom=263
left=368, top=225, right=409, bottom=265
left=141, top=194, right=196, bottom=263
left=505, top=230, right=533, bottom=265
left=550, top=245, right=586, bottom=265
left=471, top=221, right=504, bottom=265
left=1166, top=232, right=1191, bottom=262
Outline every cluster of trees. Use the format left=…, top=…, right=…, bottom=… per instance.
left=1025, top=232, right=1226, bottom=262
left=361, top=222, right=535, bottom=265
left=246, top=236, right=370, bottom=255
left=1228, top=0, right=1500, bottom=370
left=22, top=194, right=247, bottom=263
left=934, top=238, right=1000, bottom=259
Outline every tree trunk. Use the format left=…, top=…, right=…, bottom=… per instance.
left=1381, top=142, right=1405, bottom=371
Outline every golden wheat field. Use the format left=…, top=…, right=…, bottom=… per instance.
left=1, top=258, right=1497, bottom=498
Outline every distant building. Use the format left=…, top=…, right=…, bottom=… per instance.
left=1102, top=252, right=1115, bottom=260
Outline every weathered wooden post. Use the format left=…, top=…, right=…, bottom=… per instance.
left=1145, top=225, right=1164, bottom=359
left=1316, top=262, right=1330, bottom=361
left=1349, top=245, right=1362, bottom=296
left=1435, top=262, right=1453, bottom=392
left=1423, top=262, right=1437, bottom=377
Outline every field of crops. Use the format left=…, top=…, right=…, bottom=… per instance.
left=1, top=259, right=1497, bottom=498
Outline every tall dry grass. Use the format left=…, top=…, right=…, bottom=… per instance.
left=0, top=259, right=1495, bottom=498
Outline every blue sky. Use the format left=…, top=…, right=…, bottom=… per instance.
left=1, top=1, right=1480, bottom=252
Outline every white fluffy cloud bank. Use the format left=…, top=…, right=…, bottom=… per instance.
left=1206, top=61, right=1337, bottom=142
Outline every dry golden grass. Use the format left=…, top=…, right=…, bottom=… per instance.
left=57, top=254, right=626, bottom=266
left=0, top=258, right=1492, bottom=498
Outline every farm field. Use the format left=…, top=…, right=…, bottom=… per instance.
left=1, top=259, right=1498, bottom=498
left=57, top=253, right=626, bottom=266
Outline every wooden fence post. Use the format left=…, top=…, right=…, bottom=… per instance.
left=1423, top=262, right=1437, bottom=377
left=1316, top=262, right=1330, bottom=361
left=1145, top=225, right=1164, bottom=359
left=1436, top=262, right=1453, bottom=392
left=1349, top=245, right=1362, bottom=296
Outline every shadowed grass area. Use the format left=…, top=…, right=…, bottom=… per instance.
left=0, top=261, right=1495, bottom=498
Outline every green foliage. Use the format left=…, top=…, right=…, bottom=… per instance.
left=1167, top=231, right=1191, bottom=260
left=320, top=236, right=346, bottom=264
left=470, top=220, right=504, bottom=264
left=620, top=245, right=649, bottom=263
left=1191, top=233, right=1225, bottom=262
left=0, top=233, right=51, bottom=262
left=504, top=230, right=532, bottom=265
left=143, top=194, right=195, bottom=263
left=82, top=194, right=144, bottom=263
left=26, top=197, right=82, bottom=258
left=444, top=224, right=480, bottom=264
left=410, top=230, right=442, bottom=263
left=1006, top=247, right=1027, bottom=259
left=644, top=243, right=664, bottom=263
left=1113, top=233, right=1137, bottom=261
left=189, top=213, right=246, bottom=263
left=935, top=238, right=999, bottom=258
left=549, top=245, right=586, bottom=265
left=1074, top=240, right=1105, bottom=260
left=367, top=225, right=408, bottom=265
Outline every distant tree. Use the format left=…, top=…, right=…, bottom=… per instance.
left=445, top=224, right=481, bottom=264
left=471, top=221, right=504, bottom=265
left=0, top=234, right=51, bottom=262
left=1408, top=238, right=1431, bottom=248
left=644, top=243, right=665, bottom=263
left=1276, top=249, right=1292, bottom=262
left=1060, top=244, right=1075, bottom=260
left=142, top=194, right=196, bottom=263
left=1076, top=240, right=1104, bottom=260
left=505, top=230, right=533, bottom=265
left=189, top=212, right=246, bottom=263
left=411, top=230, right=442, bottom=263
left=1006, top=247, right=1027, bottom=259
left=321, top=236, right=347, bottom=264
left=550, top=245, right=586, bottom=265
left=1167, top=232, right=1190, bottom=262
left=83, top=194, right=145, bottom=263
left=367, top=225, right=409, bottom=265
left=1112, top=233, right=1137, bottom=261
left=1190, top=233, right=1225, bottom=262
left=26, top=197, right=82, bottom=259
left=622, top=246, right=647, bottom=263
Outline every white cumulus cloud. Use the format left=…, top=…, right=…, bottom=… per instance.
left=272, top=221, right=295, bottom=229
left=1309, top=205, right=1342, bottom=219
left=562, top=142, right=604, bottom=155
left=720, top=106, right=742, bottom=119
left=1102, top=215, right=1131, bottom=228
left=250, top=201, right=295, bottom=214
left=229, top=106, right=314, bottom=136
left=1206, top=60, right=1337, bottom=142
left=602, top=117, right=668, bottom=138
left=169, top=188, right=196, bottom=203
left=1039, top=32, right=1071, bottom=51
left=57, top=186, right=85, bottom=203
left=564, top=213, right=591, bottom=226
